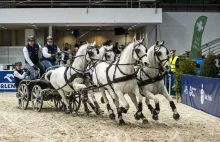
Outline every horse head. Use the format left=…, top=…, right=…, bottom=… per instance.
left=132, top=37, right=148, bottom=66
left=148, top=40, right=170, bottom=70
left=86, top=41, right=99, bottom=62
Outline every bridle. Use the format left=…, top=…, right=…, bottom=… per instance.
left=154, top=44, right=169, bottom=68
left=132, top=40, right=148, bottom=61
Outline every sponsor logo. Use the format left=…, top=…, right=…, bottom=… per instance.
left=0, top=83, right=16, bottom=89
left=189, top=85, right=196, bottom=97
left=184, top=86, right=188, bottom=94
left=184, top=85, right=196, bottom=97
left=200, top=84, right=212, bottom=104
left=0, top=73, right=16, bottom=90
left=4, top=74, right=14, bottom=82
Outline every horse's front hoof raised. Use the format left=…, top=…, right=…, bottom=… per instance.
left=142, top=118, right=149, bottom=124
left=152, top=114, right=158, bottom=120
left=173, top=113, right=180, bottom=120
left=109, top=113, right=116, bottom=120
left=119, top=119, right=126, bottom=125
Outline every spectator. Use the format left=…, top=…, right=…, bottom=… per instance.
left=169, top=50, right=179, bottom=74
left=113, top=42, right=121, bottom=54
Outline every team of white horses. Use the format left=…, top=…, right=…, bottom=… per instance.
left=45, top=37, right=180, bottom=125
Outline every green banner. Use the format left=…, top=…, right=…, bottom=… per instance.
left=190, top=16, right=208, bottom=58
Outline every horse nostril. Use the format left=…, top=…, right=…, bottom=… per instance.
left=144, top=62, right=149, bottom=66
left=165, top=65, right=169, bottom=69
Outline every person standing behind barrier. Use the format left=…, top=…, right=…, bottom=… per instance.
left=41, top=36, right=60, bottom=69
left=169, top=50, right=179, bottom=95
left=23, top=36, right=45, bottom=79
left=169, top=50, right=179, bottom=74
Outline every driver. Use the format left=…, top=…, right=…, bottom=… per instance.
left=23, top=36, right=45, bottom=79
left=41, top=36, right=60, bottom=69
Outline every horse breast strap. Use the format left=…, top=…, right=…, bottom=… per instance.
left=138, top=74, right=163, bottom=86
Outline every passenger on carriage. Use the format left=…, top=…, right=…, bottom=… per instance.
left=60, top=46, right=70, bottom=64
left=23, top=36, right=45, bottom=79
left=41, top=36, right=60, bottom=69
left=13, top=62, right=27, bottom=89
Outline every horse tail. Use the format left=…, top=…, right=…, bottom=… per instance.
left=45, top=70, right=53, bottom=82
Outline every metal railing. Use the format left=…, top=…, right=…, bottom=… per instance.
left=201, top=38, right=220, bottom=56
left=0, top=0, right=219, bottom=11
left=0, top=0, right=142, bottom=8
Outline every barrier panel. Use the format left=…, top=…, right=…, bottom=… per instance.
left=181, top=74, right=220, bottom=118
left=0, top=70, right=16, bottom=92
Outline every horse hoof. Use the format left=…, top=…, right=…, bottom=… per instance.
left=98, top=108, right=104, bottom=115
left=173, top=113, right=180, bottom=120
left=85, top=108, right=92, bottom=114
left=153, top=109, right=159, bottom=115
left=100, top=97, right=105, bottom=104
left=121, top=107, right=128, bottom=113
left=119, top=119, right=126, bottom=125
left=152, top=114, right=158, bottom=120
left=134, top=113, right=141, bottom=120
left=109, top=113, right=116, bottom=120
left=72, top=111, right=78, bottom=117
left=142, top=118, right=149, bottom=124
left=65, top=110, right=70, bottom=114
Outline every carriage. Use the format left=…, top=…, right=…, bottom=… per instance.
left=16, top=52, right=82, bottom=113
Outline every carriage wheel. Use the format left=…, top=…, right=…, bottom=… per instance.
left=18, top=84, right=30, bottom=110
left=31, top=85, right=43, bottom=112
left=69, top=92, right=81, bottom=112
left=54, top=99, right=64, bottom=110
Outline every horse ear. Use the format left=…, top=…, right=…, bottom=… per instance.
left=160, top=40, right=164, bottom=45
left=155, top=41, right=159, bottom=45
left=133, top=35, right=136, bottom=42
left=140, top=38, right=144, bottom=43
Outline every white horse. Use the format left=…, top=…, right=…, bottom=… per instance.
left=92, top=37, right=149, bottom=125
left=136, top=40, right=180, bottom=120
left=45, top=42, right=99, bottom=114
left=85, top=45, right=116, bottom=114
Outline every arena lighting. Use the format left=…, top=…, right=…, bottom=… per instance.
left=67, top=29, right=69, bottom=30
left=2, top=27, right=4, bottom=28
left=134, top=25, right=137, bottom=26
left=32, top=25, right=36, bottom=27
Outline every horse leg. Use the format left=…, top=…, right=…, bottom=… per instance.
left=162, top=86, right=180, bottom=120
left=143, top=89, right=160, bottom=120
left=73, top=79, right=87, bottom=91
left=115, top=90, right=129, bottom=125
left=101, top=88, right=116, bottom=104
left=57, top=90, right=70, bottom=114
left=106, top=89, right=116, bottom=104
left=132, top=85, right=144, bottom=121
left=100, top=87, right=116, bottom=120
left=128, top=93, right=148, bottom=124
left=81, top=90, right=92, bottom=114
left=89, top=90, right=104, bottom=115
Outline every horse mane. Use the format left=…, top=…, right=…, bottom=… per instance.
left=118, top=42, right=134, bottom=62
left=72, top=44, right=89, bottom=71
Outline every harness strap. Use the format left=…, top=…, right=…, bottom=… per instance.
left=138, top=74, right=163, bottom=86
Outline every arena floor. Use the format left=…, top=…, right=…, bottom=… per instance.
left=0, top=92, right=219, bottom=142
